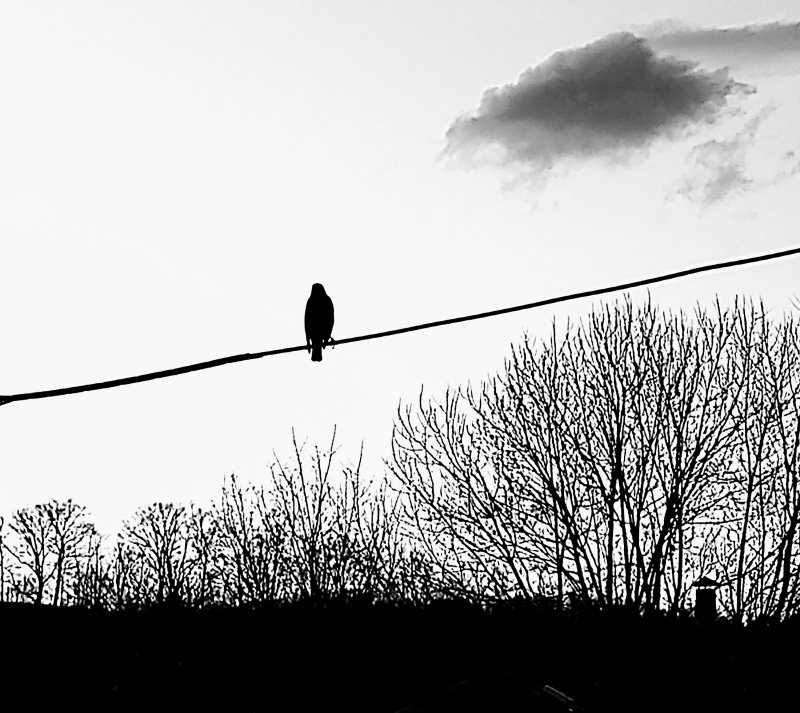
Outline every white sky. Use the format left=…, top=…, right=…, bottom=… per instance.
left=1, top=1, right=799, bottom=534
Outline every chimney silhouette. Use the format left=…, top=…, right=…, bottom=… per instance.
left=692, top=576, right=719, bottom=625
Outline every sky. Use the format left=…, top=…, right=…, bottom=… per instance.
left=1, top=1, right=799, bottom=534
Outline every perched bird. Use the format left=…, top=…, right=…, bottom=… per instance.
left=304, top=283, right=334, bottom=362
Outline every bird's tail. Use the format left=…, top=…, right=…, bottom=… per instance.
left=311, top=343, right=322, bottom=362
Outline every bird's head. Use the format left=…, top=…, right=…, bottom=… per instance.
left=311, top=283, right=326, bottom=295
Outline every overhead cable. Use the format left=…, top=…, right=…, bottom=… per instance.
left=2, top=244, right=799, bottom=406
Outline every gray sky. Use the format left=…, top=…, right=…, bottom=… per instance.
left=1, top=0, right=799, bottom=533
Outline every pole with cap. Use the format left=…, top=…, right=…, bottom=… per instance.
left=692, top=576, right=720, bottom=625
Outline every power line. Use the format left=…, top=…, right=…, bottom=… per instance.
left=2, top=243, right=799, bottom=407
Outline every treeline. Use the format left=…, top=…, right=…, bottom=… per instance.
left=0, top=432, right=427, bottom=609
left=4, top=298, right=800, bottom=621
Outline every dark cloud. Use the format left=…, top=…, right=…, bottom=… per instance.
left=445, top=32, right=748, bottom=173
left=648, top=21, right=800, bottom=72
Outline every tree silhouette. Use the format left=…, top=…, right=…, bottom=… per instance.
left=390, top=298, right=800, bottom=617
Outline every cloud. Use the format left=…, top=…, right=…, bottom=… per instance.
left=677, top=108, right=772, bottom=204
left=444, top=32, right=748, bottom=174
left=676, top=103, right=800, bottom=206
left=648, top=21, right=800, bottom=73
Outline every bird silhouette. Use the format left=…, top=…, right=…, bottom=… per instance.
left=304, top=283, right=334, bottom=362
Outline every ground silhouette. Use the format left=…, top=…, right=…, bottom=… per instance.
left=0, top=598, right=796, bottom=712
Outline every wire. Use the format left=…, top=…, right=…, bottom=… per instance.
left=2, top=243, right=799, bottom=407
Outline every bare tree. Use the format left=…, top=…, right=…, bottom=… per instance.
left=187, top=504, right=224, bottom=607
left=391, top=298, right=770, bottom=612
left=72, top=526, right=108, bottom=608
left=268, top=428, right=413, bottom=601
left=214, top=474, right=287, bottom=605
left=120, top=502, right=194, bottom=605
left=5, top=503, right=55, bottom=604
left=0, top=516, right=5, bottom=603
left=702, top=301, right=800, bottom=621
left=43, top=500, right=96, bottom=605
